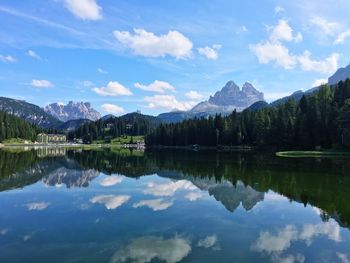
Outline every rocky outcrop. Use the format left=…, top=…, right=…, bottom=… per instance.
left=44, top=101, right=101, bottom=122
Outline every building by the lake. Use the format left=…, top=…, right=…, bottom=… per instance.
left=37, top=133, right=66, bottom=144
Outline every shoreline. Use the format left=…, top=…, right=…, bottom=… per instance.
left=276, top=150, right=350, bottom=158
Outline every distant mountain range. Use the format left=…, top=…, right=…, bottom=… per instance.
left=44, top=101, right=101, bottom=122
left=1, top=62, right=350, bottom=130
left=158, top=81, right=264, bottom=123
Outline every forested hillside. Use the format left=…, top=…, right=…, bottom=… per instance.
left=146, top=79, right=350, bottom=150
left=0, top=97, right=62, bottom=128
left=0, top=111, right=40, bottom=142
left=68, top=112, right=161, bottom=143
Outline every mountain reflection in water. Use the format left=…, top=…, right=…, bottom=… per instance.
left=0, top=147, right=350, bottom=263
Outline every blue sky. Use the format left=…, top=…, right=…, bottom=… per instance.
left=1, top=0, right=350, bottom=116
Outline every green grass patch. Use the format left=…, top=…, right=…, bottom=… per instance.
left=2, top=138, right=33, bottom=144
left=110, top=135, right=144, bottom=145
left=276, top=150, right=350, bottom=158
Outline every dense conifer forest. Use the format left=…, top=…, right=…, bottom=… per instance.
left=0, top=111, right=40, bottom=142
left=67, top=112, right=161, bottom=143
left=146, top=79, right=350, bottom=149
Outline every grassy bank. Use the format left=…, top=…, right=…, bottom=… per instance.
left=276, top=150, right=350, bottom=158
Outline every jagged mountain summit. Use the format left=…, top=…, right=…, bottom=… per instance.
left=158, top=81, right=264, bottom=123
left=44, top=101, right=101, bottom=122
left=191, top=81, right=264, bottom=113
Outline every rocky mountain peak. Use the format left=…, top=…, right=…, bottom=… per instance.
left=44, top=101, right=101, bottom=122
left=207, top=80, right=264, bottom=107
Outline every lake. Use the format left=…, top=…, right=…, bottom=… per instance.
left=0, top=147, right=350, bottom=263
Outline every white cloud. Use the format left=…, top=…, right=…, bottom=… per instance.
left=97, top=68, right=108, bottom=74
left=101, top=104, right=125, bottom=115
left=26, top=202, right=50, bottom=211
left=299, top=221, right=341, bottom=244
left=64, top=0, right=102, bottom=20
left=312, top=78, right=327, bottom=87
left=251, top=20, right=339, bottom=74
left=337, top=253, right=350, bottom=263
left=298, top=51, right=339, bottom=74
left=252, top=220, right=342, bottom=255
left=26, top=50, right=41, bottom=60
left=144, top=95, right=196, bottom=111
left=99, top=175, right=124, bottom=186
left=30, top=79, right=54, bottom=88
left=197, top=235, right=218, bottom=249
left=144, top=180, right=197, bottom=197
left=110, top=236, right=191, bottom=263
left=310, top=16, right=340, bottom=36
left=253, top=225, right=298, bottom=253
left=185, top=91, right=204, bottom=100
left=269, top=20, right=302, bottom=43
left=185, top=192, right=203, bottom=201
left=0, top=54, right=16, bottom=63
left=90, top=194, right=130, bottom=210
left=133, top=198, right=174, bottom=211
left=250, top=41, right=297, bottom=69
left=335, top=30, right=350, bottom=44
left=275, top=6, right=285, bottom=14
left=198, top=44, right=221, bottom=60
left=113, top=28, right=193, bottom=59
left=93, top=81, right=132, bottom=96
left=135, top=80, right=175, bottom=93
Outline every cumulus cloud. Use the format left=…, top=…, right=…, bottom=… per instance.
left=197, top=235, right=219, bottom=249
left=250, top=41, right=297, bottom=69
left=144, top=180, right=197, bottom=197
left=312, top=78, right=328, bottom=87
left=185, top=91, right=204, bottom=100
left=269, top=20, right=302, bottom=43
left=299, top=221, right=341, bottom=244
left=30, top=79, right=54, bottom=88
left=298, top=51, right=339, bottom=74
left=135, top=80, right=175, bottom=93
left=101, top=104, right=125, bottom=115
left=198, top=44, right=221, bottom=60
left=133, top=198, right=174, bottom=211
left=90, top=194, right=130, bottom=210
left=26, top=202, right=50, bottom=211
left=26, top=50, right=41, bottom=60
left=185, top=192, right=203, bottom=201
left=253, top=225, right=298, bottom=253
left=113, top=28, right=193, bottom=59
left=110, top=236, right=191, bottom=263
left=252, top=220, right=342, bottom=254
left=251, top=20, right=339, bottom=74
left=99, top=175, right=124, bottom=186
left=144, top=95, right=196, bottom=111
left=0, top=54, right=16, bottom=63
left=93, top=81, right=132, bottom=96
left=64, top=0, right=102, bottom=20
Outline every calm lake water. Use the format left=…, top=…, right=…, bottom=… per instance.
left=0, top=148, right=350, bottom=263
